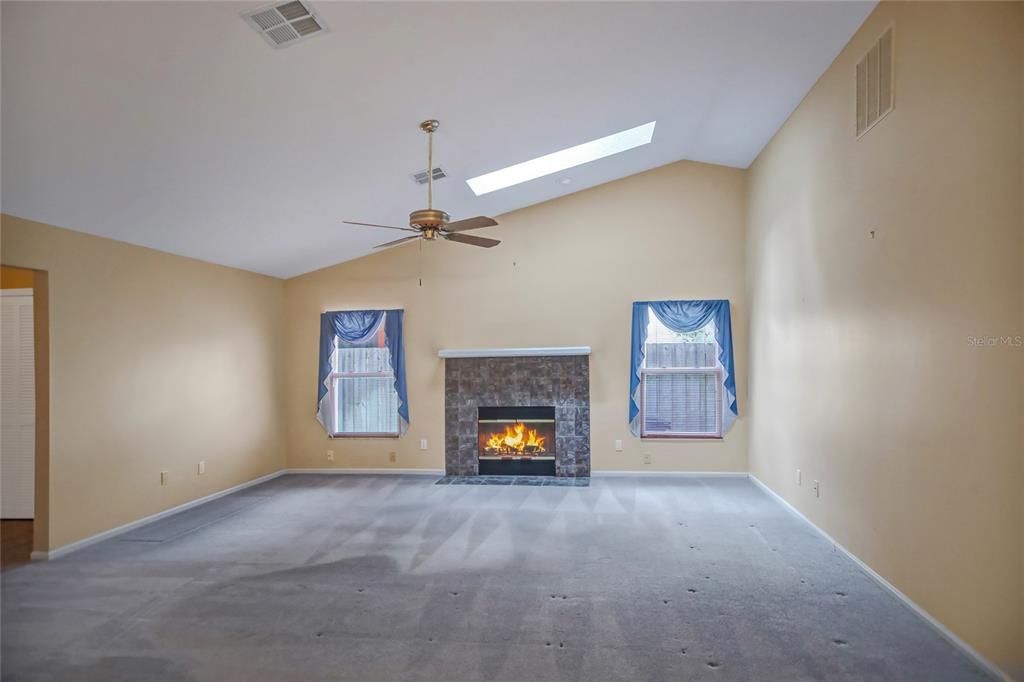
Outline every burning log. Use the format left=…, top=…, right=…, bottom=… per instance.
left=482, top=422, right=547, bottom=456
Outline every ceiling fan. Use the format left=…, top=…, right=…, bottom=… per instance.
left=344, top=120, right=500, bottom=250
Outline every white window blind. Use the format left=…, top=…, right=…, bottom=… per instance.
left=640, top=311, right=722, bottom=438
left=329, top=331, right=399, bottom=436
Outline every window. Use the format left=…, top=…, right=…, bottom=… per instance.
left=640, top=310, right=722, bottom=438
left=328, top=316, right=399, bottom=437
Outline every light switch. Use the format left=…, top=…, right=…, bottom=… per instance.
left=420, top=439, right=428, bottom=450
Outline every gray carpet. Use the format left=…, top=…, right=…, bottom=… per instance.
left=1, top=475, right=992, bottom=681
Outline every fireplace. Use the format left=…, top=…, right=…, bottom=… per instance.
left=443, top=353, right=590, bottom=477
left=477, top=406, right=556, bottom=476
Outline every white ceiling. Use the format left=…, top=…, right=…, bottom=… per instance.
left=1, top=1, right=874, bottom=278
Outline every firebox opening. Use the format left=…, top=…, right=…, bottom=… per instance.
left=478, top=406, right=556, bottom=476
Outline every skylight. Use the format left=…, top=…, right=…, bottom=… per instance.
left=466, top=121, right=656, bottom=196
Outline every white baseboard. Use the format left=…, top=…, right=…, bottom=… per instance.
left=592, top=470, right=747, bottom=478
left=293, top=469, right=746, bottom=479
left=747, top=475, right=1009, bottom=682
left=290, top=469, right=745, bottom=479
left=32, top=470, right=286, bottom=562
left=284, top=467, right=444, bottom=476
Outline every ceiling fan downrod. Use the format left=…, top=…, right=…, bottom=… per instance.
left=421, top=119, right=438, bottom=210
left=410, top=119, right=447, bottom=238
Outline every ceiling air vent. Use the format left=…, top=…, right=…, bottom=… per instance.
left=243, top=1, right=327, bottom=49
left=412, top=167, right=446, bottom=185
left=856, top=26, right=894, bottom=137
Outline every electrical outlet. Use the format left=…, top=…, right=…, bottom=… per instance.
left=160, top=471, right=169, bottom=486
left=812, top=480, right=820, bottom=498
left=198, top=461, right=206, bottom=475
left=642, top=453, right=652, bottom=465
left=796, top=469, right=801, bottom=485
left=388, top=452, right=397, bottom=463
left=615, top=439, right=623, bottom=452
left=327, top=450, right=335, bottom=462
left=419, top=439, right=428, bottom=450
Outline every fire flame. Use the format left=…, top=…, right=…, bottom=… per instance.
left=485, top=422, right=546, bottom=453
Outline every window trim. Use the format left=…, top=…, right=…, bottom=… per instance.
left=327, top=365, right=400, bottom=439
left=639, top=366, right=723, bottom=440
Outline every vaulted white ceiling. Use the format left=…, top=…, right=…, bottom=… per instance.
left=1, top=1, right=874, bottom=277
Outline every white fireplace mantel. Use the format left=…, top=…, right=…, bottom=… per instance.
left=437, top=346, right=591, bottom=359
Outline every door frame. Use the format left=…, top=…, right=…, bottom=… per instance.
left=0, top=265, right=50, bottom=557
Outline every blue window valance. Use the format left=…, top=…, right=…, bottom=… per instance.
left=317, top=309, right=409, bottom=434
left=629, top=300, right=737, bottom=436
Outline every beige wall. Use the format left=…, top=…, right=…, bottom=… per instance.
left=284, top=161, right=749, bottom=473
left=1, top=215, right=286, bottom=550
left=746, top=2, right=1023, bottom=673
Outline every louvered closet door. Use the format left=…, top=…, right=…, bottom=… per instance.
left=1, top=292, right=35, bottom=519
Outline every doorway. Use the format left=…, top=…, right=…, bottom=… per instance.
left=1, top=265, right=44, bottom=568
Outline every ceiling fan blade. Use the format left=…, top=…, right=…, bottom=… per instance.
left=374, top=235, right=421, bottom=249
left=443, top=216, right=498, bottom=233
left=345, top=221, right=418, bottom=232
left=443, top=232, right=500, bottom=248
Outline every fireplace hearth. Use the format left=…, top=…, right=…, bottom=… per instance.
left=478, top=406, right=556, bottom=476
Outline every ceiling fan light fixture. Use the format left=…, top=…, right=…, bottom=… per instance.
left=466, top=121, right=656, bottom=196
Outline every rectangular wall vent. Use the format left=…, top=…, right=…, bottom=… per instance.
left=856, top=26, right=894, bottom=137
left=412, top=167, right=446, bottom=185
left=243, top=1, right=328, bottom=49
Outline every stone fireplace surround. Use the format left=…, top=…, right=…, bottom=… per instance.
left=442, top=349, right=591, bottom=477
